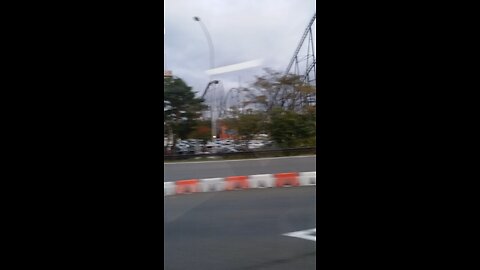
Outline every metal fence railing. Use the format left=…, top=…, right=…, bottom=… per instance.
left=164, top=147, right=316, bottom=161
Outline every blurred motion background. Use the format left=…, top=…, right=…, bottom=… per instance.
left=164, top=0, right=316, bottom=159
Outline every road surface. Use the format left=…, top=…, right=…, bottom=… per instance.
left=164, top=155, right=316, bottom=181
left=164, top=186, right=316, bottom=270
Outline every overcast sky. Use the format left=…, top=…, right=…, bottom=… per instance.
left=164, top=0, right=316, bottom=101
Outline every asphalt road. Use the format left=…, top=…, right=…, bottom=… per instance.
left=164, top=186, right=316, bottom=270
left=164, top=155, right=316, bottom=181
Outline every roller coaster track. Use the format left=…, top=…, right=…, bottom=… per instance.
left=285, top=13, right=316, bottom=85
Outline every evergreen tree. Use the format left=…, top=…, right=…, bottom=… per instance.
left=164, top=77, right=206, bottom=150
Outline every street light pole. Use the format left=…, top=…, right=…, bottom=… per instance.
left=201, top=80, right=219, bottom=139
left=194, top=16, right=217, bottom=140
left=193, top=16, right=215, bottom=70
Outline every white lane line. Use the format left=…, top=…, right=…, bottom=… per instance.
left=283, top=228, right=316, bottom=242
left=164, top=155, right=316, bottom=165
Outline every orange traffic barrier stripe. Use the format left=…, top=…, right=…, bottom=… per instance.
left=274, top=172, right=299, bottom=187
left=225, top=176, right=249, bottom=190
left=175, top=179, right=200, bottom=194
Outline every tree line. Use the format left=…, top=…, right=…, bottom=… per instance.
left=164, top=68, right=316, bottom=152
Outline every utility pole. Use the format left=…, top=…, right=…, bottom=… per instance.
left=194, top=16, right=217, bottom=140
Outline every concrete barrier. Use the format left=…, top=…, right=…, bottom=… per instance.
left=225, top=176, right=249, bottom=190
left=164, top=182, right=175, bottom=196
left=248, top=174, right=274, bottom=188
left=164, top=171, right=316, bottom=196
left=200, top=177, right=225, bottom=192
left=299, top=171, right=316, bottom=186
left=274, top=172, right=300, bottom=187
left=175, top=179, right=200, bottom=194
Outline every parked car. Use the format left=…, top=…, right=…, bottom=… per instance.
left=218, top=146, right=239, bottom=153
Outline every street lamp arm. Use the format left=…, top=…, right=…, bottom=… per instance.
left=201, top=80, right=219, bottom=100
left=201, top=83, right=210, bottom=99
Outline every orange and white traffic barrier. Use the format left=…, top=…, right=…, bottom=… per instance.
left=175, top=179, right=200, bottom=194
left=248, top=174, right=274, bottom=188
left=225, top=176, right=249, bottom=190
left=164, top=182, right=175, bottom=196
left=164, top=171, right=316, bottom=197
left=200, top=177, right=225, bottom=192
left=274, top=172, right=300, bottom=187
left=299, top=171, right=316, bottom=186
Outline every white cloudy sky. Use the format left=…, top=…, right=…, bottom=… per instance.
left=164, top=0, right=316, bottom=100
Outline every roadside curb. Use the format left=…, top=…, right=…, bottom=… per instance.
left=164, top=155, right=316, bottom=164
left=164, top=171, right=316, bottom=196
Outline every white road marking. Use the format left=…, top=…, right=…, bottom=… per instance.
left=164, top=155, right=315, bottom=165
left=283, top=228, right=316, bottom=241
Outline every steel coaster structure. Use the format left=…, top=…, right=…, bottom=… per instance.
left=219, top=87, right=250, bottom=119
left=219, top=13, right=317, bottom=119
left=285, top=13, right=316, bottom=87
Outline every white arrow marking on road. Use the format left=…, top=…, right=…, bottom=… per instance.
left=283, top=228, right=316, bottom=241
